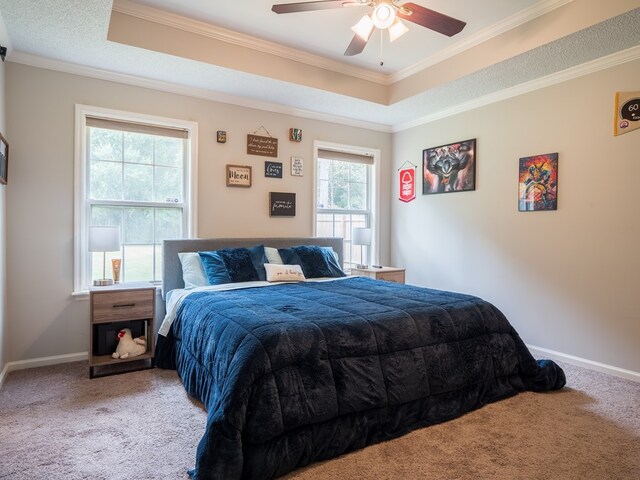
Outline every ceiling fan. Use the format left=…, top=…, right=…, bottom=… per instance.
left=272, top=1, right=466, bottom=56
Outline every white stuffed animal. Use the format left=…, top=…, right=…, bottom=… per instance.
left=112, top=328, right=147, bottom=359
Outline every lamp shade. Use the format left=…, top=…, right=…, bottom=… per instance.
left=89, top=226, right=120, bottom=252
left=352, top=227, right=372, bottom=246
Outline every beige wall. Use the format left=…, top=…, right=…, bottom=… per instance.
left=392, top=59, right=640, bottom=372
left=0, top=55, right=6, bottom=375
left=5, top=62, right=391, bottom=363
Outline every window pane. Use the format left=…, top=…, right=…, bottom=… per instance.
left=330, top=181, right=348, bottom=209
left=90, top=205, right=122, bottom=229
left=90, top=160, right=122, bottom=200
left=350, top=182, right=366, bottom=210
left=124, top=132, right=153, bottom=164
left=350, top=163, right=367, bottom=183
left=155, top=137, right=182, bottom=167
left=123, top=245, right=153, bottom=283
left=155, top=244, right=163, bottom=283
left=90, top=128, right=122, bottom=162
left=123, top=163, right=153, bottom=201
left=155, top=208, right=182, bottom=243
left=317, top=158, right=331, bottom=181
left=317, top=179, right=329, bottom=209
left=91, top=251, right=121, bottom=282
left=124, top=207, right=153, bottom=244
left=316, top=213, right=334, bottom=237
left=154, top=166, right=183, bottom=203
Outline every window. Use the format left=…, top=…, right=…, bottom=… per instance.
left=74, top=106, right=197, bottom=292
left=315, top=144, right=377, bottom=268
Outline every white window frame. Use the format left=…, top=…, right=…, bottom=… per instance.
left=312, top=140, right=380, bottom=266
left=73, top=104, right=198, bottom=294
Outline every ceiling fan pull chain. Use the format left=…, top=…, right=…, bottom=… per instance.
left=379, top=29, right=384, bottom=67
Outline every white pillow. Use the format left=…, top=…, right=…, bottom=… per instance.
left=264, top=263, right=306, bottom=282
left=265, top=246, right=283, bottom=264
left=178, top=252, right=207, bottom=288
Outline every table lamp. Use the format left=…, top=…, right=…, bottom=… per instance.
left=352, top=227, right=372, bottom=269
left=89, top=225, right=121, bottom=286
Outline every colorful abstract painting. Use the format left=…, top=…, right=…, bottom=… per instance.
left=518, top=153, right=558, bottom=211
left=422, top=139, right=476, bottom=195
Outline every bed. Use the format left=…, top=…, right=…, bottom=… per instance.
left=155, top=237, right=565, bottom=480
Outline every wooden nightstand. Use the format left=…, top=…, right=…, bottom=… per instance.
left=350, top=266, right=406, bottom=284
left=89, top=282, right=156, bottom=378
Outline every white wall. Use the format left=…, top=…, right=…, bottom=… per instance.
left=392, top=59, right=640, bottom=373
left=0, top=16, right=7, bottom=378
left=5, top=62, right=391, bottom=363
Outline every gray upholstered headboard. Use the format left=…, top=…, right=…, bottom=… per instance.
left=162, top=237, right=344, bottom=298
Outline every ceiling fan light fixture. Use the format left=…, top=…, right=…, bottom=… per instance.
left=371, top=3, right=396, bottom=29
left=388, top=17, right=408, bottom=42
left=351, top=14, right=374, bottom=41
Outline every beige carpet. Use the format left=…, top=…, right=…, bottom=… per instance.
left=0, top=361, right=638, bottom=480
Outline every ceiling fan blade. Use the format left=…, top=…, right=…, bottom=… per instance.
left=344, top=31, right=371, bottom=56
left=272, top=1, right=349, bottom=14
left=397, top=2, right=466, bottom=37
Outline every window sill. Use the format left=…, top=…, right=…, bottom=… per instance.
left=72, top=284, right=162, bottom=298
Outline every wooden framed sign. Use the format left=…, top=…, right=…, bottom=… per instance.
left=269, top=192, right=296, bottom=217
left=247, top=134, right=278, bottom=157
left=226, top=165, right=252, bottom=187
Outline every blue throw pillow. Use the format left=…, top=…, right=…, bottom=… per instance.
left=278, top=245, right=346, bottom=279
left=198, top=245, right=267, bottom=285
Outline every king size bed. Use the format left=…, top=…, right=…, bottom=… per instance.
left=155, top=237, right=565, bottom=480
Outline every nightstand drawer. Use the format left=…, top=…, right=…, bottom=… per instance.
left=92, top=289, right=154, bottom=323
left=377, top=271, right=405, bottom=283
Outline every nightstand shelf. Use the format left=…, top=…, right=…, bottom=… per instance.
left=350, top=266, right=405, bottom=284
left=89, top=282, right=156, bottom=378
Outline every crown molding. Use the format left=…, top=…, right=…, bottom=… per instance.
left=8, top=51, right=392, bottom=133
left=112, top=0, right=390, bottom=86
left=391, top=0, right=573, bottom=82
left=392, top=45, right=640, bottom=132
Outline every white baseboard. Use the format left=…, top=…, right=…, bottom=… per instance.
left=527, top=344, right=640, bottom=383
left=0, top=352, right=88, bottom=390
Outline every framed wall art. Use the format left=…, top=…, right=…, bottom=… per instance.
left=269, top=192, right=296, bottom=217
left=226, top=164, right=252, bottom=187
left=518, top=153, right=558, bottom=211
left=0, top=133, right=8, bottom=185
left=291, top=156, right=303, bottom=176
left=265, top=161, right=283, bottom=178
left=289, top=128, right=302, bottom=142
left=216, top=131, right=227, bottom=143
left=422, top=138, right=476, bottom=195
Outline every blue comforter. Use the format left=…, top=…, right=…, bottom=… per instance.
left=155, top=277, right=565, bottom=480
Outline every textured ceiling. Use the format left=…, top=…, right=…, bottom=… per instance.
left=0, top=1, right=638, bottom=130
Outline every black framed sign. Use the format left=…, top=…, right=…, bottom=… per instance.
left=265, top=161, right=283, bottom=178
left=0, top=133, right=8, bottom=185
left=269, top=192, right=296, bottom=217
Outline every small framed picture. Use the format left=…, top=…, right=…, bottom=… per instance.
left=0, top=133, right=8, bottom=185
left=289, top=128, right=302, bottom=142
left=291, top=156, right=303, bottom=176
left=216, top=131, right=227, bottom=143
left=226, top=164, right=252, bottom=187
left=518, top=153, right=558, bottom=211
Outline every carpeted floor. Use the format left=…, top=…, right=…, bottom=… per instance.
left=0, top=361, right=638, bottom=480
